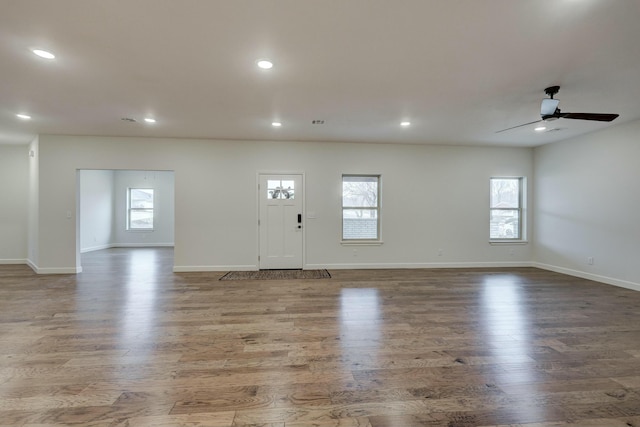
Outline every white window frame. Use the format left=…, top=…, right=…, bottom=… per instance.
left=341, top=175, right=381, bottom=242
left=127, top=188, right=155, bottom=231
left=489, top=177, right=524, bottom=241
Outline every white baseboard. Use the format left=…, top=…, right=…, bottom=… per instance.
left=26, top=258, right=82, bottom=274
left=534, top=262, right=640, bottom=292
left=81, top=244, right=113, bottom=253
left=3, top=258, right=534, bottom=271
left=174, top=261, right=534, bottom=273
left=34, top=267, right=82, bottom=274
left=0, top=258, right=28, bottom=265
left=305, top=261, right=535, bottom=269
left=173, top=264, right=257, bottom=273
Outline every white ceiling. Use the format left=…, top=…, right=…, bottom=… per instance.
left=2, top=0, right=640, bottom=147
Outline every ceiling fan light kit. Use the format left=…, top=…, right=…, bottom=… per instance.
left=541, top=98, right=560, bottom=116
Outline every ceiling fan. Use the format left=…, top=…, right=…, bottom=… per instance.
left=496, top=86, right=619, bottom=133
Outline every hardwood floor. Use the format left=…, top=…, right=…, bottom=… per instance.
left=1, top=247, right=640, bottom=426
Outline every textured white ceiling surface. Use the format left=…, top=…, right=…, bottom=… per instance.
left=1, top=0, right=639, bottom=146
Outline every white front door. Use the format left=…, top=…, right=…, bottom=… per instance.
left=259, top=174, right=303, bottom=269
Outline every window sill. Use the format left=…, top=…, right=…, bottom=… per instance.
left=126, top=229, right=155, bottom=233
left=489, top=240, right=528, bottom=245
left=341, top=240, right=384, bottom=246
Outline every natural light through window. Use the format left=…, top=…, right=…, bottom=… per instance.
left=342, top=175, right=380, bottom=240
left=128, top=188, right=154, bottom=230
left=490, top=178, right=523, bottom=240
left=339, top=288, right=381, bottom=363
left=267, top=179, right=295, bottom=199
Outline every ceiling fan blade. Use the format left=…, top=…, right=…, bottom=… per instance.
left=495, top=119, right=543, bottom=133
left=559, top=112, right=619, bottom=122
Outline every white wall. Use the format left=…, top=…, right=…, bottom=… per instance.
left=6, top=127, right=636, bottom=292
left=302, top=143, right=534, bottom=269
left=0, top=145, right=28, bottom=263
left=534, top=119, right=640, bottom=291
left=35, top=135, right=533, bottom=273
left=79, top=170, right=114, bottom=252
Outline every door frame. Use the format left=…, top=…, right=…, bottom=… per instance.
left=256, top=171, right=305, bottom=270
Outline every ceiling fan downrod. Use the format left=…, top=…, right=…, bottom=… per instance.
left=544, top=85, right=560, bottom=99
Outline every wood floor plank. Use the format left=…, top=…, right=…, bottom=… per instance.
left=19, top=411, right=236, bottom=427
left=2, top=248, right=640, bottom=426
left=479, top=417, right=640, bottom=427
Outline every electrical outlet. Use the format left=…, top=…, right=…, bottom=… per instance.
left=437, top=248, right=443, bottom=256
left=587, top=257, right=594, bottom=265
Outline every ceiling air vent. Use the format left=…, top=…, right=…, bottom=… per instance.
left=121, top=117, right=137, bottom=123
left=312, top=120, right=325, bottom=124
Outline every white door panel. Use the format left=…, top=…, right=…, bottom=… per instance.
left=259, top=174, right=303, bottom=269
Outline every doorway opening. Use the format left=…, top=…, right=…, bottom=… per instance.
left=76, top=169, right=175, bottom=273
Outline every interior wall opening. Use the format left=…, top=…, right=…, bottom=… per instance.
left=76, top=169, right=175, bottom=273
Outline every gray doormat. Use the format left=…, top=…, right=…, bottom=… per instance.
left=220, top=269, right=331, bottom=281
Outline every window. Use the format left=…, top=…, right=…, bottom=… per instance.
left=128, top=188, right=154, bottom=230
left=342, top=175, right=380, bottom=240
left=490, top=178, right=523, bottom=240
left=267, top=179, right=295, bottom=199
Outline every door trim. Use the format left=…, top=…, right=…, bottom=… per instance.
left=256, top=171, right=305, bottom=270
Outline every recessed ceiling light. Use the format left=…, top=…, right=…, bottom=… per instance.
left=16, top=113, right=32, bottom=120
left=144, top=118, right=156, bottom=123
left=400, top=121, right=411, bottom=126
left=271, top=122, right=282, bottom=127
left=32, top=49, right=55, bottom=59
left=534, top=126, right=547, bottom=132
left=257, top=59, right=274, bottom=69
